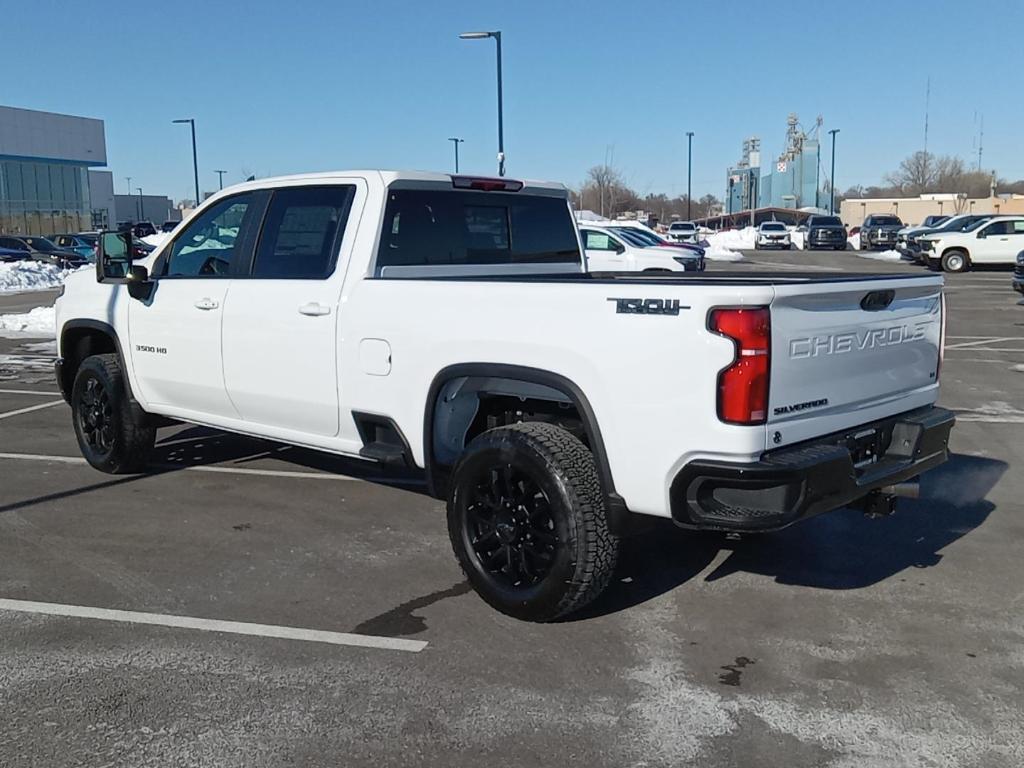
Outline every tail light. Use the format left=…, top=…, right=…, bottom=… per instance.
left=709, top=307, right=771, bottom=425
left=937, top=292, right=946, bottom=381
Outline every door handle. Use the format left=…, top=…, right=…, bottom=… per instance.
left=194, top=298, right=219, bottom=310
left=298, top=302, right=331, bottom=316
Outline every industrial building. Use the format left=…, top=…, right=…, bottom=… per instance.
left=0, top=105, right=107, bottom=236
left=725, top=114, right=829, bottom=214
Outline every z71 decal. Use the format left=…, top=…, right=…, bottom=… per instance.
left=607, top=298, right=689, bottom=315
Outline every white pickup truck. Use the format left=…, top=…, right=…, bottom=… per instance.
left=54, top=170, right=955, bottom=621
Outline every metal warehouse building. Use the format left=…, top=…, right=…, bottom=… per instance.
left=0, top=105, right=107, bottom=236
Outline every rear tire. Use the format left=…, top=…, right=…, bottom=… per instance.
left=941, top=249, right=969, bottom=273
left=71, top=353, right=155, bottom=473
left=447, top=422, right=619, bottom=621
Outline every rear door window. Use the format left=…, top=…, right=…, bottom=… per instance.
left=252, top=185, right=355, bottom=279
left=376, top=189, right=580, bottom=272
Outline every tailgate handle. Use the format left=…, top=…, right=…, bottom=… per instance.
left=861, top=289, right=895, bottom=311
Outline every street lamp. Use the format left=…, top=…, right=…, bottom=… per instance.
left=686, top=131, right=694, bottom=220
left=173, top=118, right=200, bottom=206
left=447, top=137, right=464, bottom=173
left=828, top=128, right=840, bottom=215
left=125, top=176, right=132, bottom=196
left=136, top=187, right=143, bottom=222
left=214, top=169, right=227, bottom=190
left=459, top=30, right=504, bottom=176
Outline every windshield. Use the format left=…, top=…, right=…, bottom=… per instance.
left=761, top=223, right=786, bottom=232
left=612, top=227, right=660, bottom=245
left=871, top=216, right=902, bottom=226
left=22, top=237, right=58, bottom=252
left=812, top=216, right=842, bottom=226
left=76, top=234, right=97, bottom=245
left=670, top=222, right=695, bottom=231
left=963, top=218, right=991, bottom=232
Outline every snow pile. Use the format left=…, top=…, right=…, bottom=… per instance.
left=700, top=227, right=756, bottom=262
left=0, top=261, right=73, bottom=294
left=704, top=246, right=744, bottom=262
left=0, top=306, right=56, bottom=336
left=142, top=232, right=171, bottom=248
left=705, top=227, right=757, bottom=252
left=848, top=233, right=861, bottom=249
left=855, top=249, right=903, bottom=262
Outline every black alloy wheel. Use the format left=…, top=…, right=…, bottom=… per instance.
left=77, top=377, right=114, bottom=457
left=463, top=463, right=558, bottom=590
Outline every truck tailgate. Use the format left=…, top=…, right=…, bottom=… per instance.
left=767, top=276, right=943, bottom=449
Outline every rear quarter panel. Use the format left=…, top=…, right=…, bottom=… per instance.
left=341, top=277, right=775, bottom=517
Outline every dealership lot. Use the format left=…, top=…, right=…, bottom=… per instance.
left=1, top=251, right=1022, bottom=767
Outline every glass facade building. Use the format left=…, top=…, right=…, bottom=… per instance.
left=0, top=160, right=93, bottom=236
left=0, top=105, right=107, bottom=236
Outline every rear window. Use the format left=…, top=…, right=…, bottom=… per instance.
left=376, top=189, right=580, bottom=271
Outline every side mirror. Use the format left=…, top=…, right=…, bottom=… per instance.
left=614, top=243, right=626, bottom=255
left=95, top=231, right=133, bottom=282
left=977, top=231, right=987, bottom=239
left=126, top=265, right=154, bottom=301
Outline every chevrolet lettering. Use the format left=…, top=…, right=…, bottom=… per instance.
left=789, top=322, right=930, bottom=359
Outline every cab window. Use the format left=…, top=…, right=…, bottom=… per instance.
left=164, top=194, right=254, bottom=277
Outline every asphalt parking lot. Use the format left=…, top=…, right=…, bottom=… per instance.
left=1, top=251, right=1022, bottom=767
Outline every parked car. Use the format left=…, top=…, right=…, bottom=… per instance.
left=666, top=221, right=699, bottom=244
left=0, top=235, right=87, bottom=269
left=903, top=214, right=995, bottom=264
left=160, top=220, right=179, bottom=233
left=919, top=215, right=1024, bottom=272
left=859, top=214, right=904, bottom=250
left=53, top=233, right=99, bottom=261
left=56, top=170, right=954, bottom=621
left=580, top=226, right=702, bottom=271
left=605, top=226, right=705, bottom=270
left=803, top=216, right=847, bottom=251
left=0, top=246, right=30, bottom=262
left=131, top=221, right=158, bottom=238
left=754, top=221, right=792, bottom=250
left=598, top=223, right=706, bottom=257
left=1013, top=251, right=1024, bottom=295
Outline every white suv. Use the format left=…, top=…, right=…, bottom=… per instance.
left=919, top=215, right=1024, bottom=272
left=666, top=221, right=698, bottom=244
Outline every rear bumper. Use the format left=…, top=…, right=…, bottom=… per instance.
left=670, top=406, right=955, bottom=531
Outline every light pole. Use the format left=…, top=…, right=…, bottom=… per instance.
left=447, top=137, right=464, bottom=173
left=459, top=31, right=504, bottom=176
left=214, top=169, right=227, bottom=190
left=125, top=176, right=132, bottom=196
left=173, top=118, right=200, bottom=206
left=686, top=131, right=694, bottom=220
left=828, top=128, right=840, bottom=215
left=136, top=187, right=143, bottom=221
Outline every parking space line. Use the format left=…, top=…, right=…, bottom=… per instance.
left=944, top=337, right=1019, bottom=350
left=0, top=400, right=65, bottom=420
left=0, top=597, right=428, bottom=652
left=0, top=389, right=62, bottom=396
left=0, top=452, right=425, bottom=485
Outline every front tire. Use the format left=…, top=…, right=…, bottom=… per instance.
left=72, top=354, right=155, bottom=473
left=447, top=422, right=619, bottom=621
left=941, top=249, right=969, bottom=273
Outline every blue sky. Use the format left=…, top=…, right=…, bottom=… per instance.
left=3, top=0, right=1021, bottom=202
